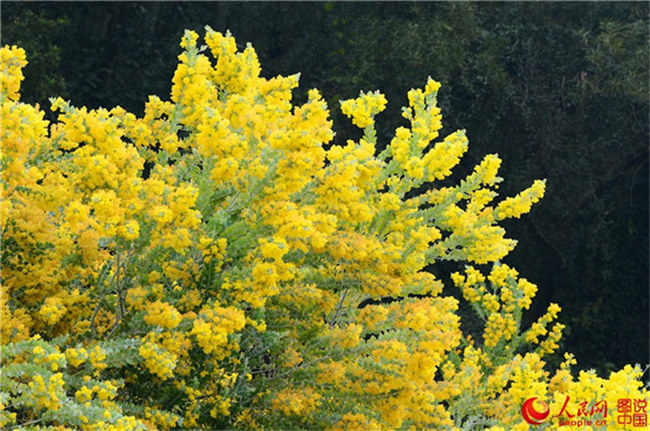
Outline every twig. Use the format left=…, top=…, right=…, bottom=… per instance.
left=328, top=287, right=349, bottom=328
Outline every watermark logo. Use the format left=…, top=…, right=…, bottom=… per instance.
left=522, top=397, right=550, bottom=425
left=521, top=396, right=648, bottom=428
left=617, top=398, right=648, bottom=428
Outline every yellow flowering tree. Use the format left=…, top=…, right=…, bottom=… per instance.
left=1, top=29, right=647, bottom=430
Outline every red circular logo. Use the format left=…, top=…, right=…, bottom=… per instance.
left=522, top=397, right=550, bottom=425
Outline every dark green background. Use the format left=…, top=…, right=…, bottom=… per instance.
left=2, top=1, right=648, bottom=375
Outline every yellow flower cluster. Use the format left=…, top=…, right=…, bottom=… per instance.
left=0, top=45, right=27, bottom=101
left=388, top=79, right=454, bottom=184
left=453, top=264, right=563, bottom=354
left=328, top=412, right=383, bottom=431
left=89, top=345, right=108, bottom=372
left=190, top=305, right=246, bottom=357
left=139, top=340, right=177, bottom=380
left=198, top=236, right=228, bottom=265
left=144, top=301, right=182, bottom=329
left=271, top=387, right=322, bottom=416
left=31, top=345, right=66, bottom=371
left=27, top=373, right=64, bottom=411
left=494, top=179, right=547, bottom=220
left=38, top=296, right=67, bottom=325
left=340, top=90, right=387, bottom=128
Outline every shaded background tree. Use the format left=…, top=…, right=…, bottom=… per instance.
left=2, top=1, right=647, bottom=375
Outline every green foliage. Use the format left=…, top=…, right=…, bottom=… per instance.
left=1, top=337, right=148, bottom=430
left=0, top=7, right=68, bottom=110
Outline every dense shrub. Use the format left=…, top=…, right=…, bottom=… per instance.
left=1, top=29, right=646, bottom=430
